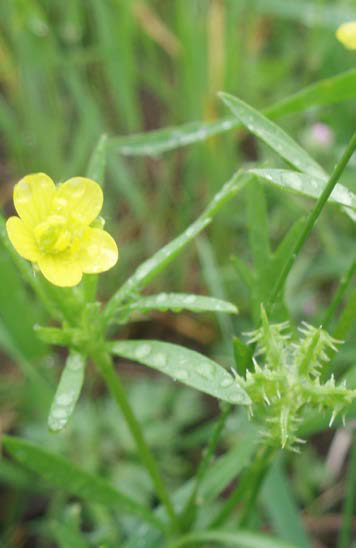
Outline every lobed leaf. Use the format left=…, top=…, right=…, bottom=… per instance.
left=219, top=92, right=326, bottom=179
left=48, top=352, right=86, bottom=432
left=2, top=435, right=165, bottom=531
left=249, top=169, right=356, bottom=210
left=110, top=340, right=250, bottom=405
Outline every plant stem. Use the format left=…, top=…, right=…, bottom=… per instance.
left=93, top=351, right=179, bottom=532
left=268, top=133, right=356, bottom=308
left=322, top=258, right=356, bottom=330
left=338, top=431, right=356, bottom=548
left=180, top=403, right=232, bottom=529
left=210, top=445, right=274, bottom=528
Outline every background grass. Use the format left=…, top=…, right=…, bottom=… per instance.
left=0, top=1, right=356, bottom=546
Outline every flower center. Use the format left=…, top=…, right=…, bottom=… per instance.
left=34, top=215, right=72, bottom=254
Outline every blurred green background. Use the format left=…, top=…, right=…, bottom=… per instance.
left=0, top=1, right=356, bottom=546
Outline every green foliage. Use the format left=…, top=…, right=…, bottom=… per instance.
left=1, top=2, right=356, bottom=546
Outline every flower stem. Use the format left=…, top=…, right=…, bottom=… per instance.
left=268, top=133, right=356, bottom=308
left=93, top=351, right=179, bottom=532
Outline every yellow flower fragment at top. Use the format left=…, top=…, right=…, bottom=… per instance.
left=336, top=21, right=356, bottom=50
left=6, top=173, right=118, bottom=287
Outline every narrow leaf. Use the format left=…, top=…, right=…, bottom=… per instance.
left=219, top=92, right=326, bottom=179
left=2, top=435, right=165, bottom=531
left=108, top=118, right=237, bottom=156
left=261, top=459, right=312, bottom=548
left=86, top=134, right=108, bottom=185
left=169, top=530, right=297, bottom=548
left=250, top=169, right=356, bottom=210
left=117, top=293, right=238, bottom=316
left=233, top=336, right=254, bottom=377
left=107, top=70, right=356, bottom=157
left=48, top=352, right=86, bottom=432
left=110, top=340, right=250, bottom=405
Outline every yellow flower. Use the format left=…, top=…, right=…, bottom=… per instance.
left=6, top=173, right=119, bottom=287
left=336, top=21, right=356, bottom=50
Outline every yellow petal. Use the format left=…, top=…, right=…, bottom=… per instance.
left=80, top=228, right=118, bottom=274
left=38, top=253, right=83, bottom=287
left=336, top=22, right=356, bottom=50
left=54, top=177, right=103, bottom=225
left=13, top=173, right=56, bottom=229
left=6, top=216, right=39, bottom=261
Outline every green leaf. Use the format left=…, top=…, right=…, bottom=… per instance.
left=233, top=336, right=254, bottom=377
left=48, top=352, right=86, bottom=432
left=261, top=459, right=312, bottom=548
left=219, top=92, right=326, bottom=179
left=246, top=180, right=271, bottom=274
left=34, top=325, right=76, bottom=346
left=265, top=70, right=356, bottom=118
left=269, top=218, right=307, bottom=283
left=249, top=169, right=356, bottom=210
left=86, top=133, right=108, bottom=185
left=168, top=530, right=297, bottom=548
left=108, top=117, right=238, bottom=156
left=250, top=0, right=356, bottom=29
left=106, top=70, right=356, bottom=157
left=2, top=435, right=165, bottom=531
left=50, top=520, right=89, bottom=548
left=122, top=422, right=258, bottom=548
left=110, top=340, right=250, bottom=405
left=117, top=293, right=238, bottom=317
left=104, top=171, right=247, bottom=321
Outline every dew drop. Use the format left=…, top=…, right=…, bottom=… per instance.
left=220, top=377, right=234, bottom=388
left=55, top=392, right=75, bottom=406
left=184, top=295, right=197, bottom=304
left=197, top=362, right=215, bottom=380
left=151, top=352, right=167, bottom=368
left=156, top=293, right=167, bottom=303
left=175, top=369, right=188, bottom=381
left=135, top=344, right=152, bottom=359
left=52, top=407, right=68, bottom=419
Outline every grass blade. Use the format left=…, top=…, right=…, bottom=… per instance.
left=261, top=459, right=312, bottom=548
left=2, top=435, right=165, bottom=532
left=168, top=530, right=297, bottom=548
